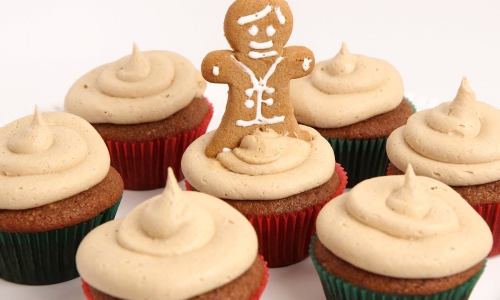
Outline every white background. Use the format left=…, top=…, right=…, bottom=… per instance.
left=0, top=0, right=499, bottom=299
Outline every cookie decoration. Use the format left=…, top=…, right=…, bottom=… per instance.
left=202, top=0, right=314, bottom=157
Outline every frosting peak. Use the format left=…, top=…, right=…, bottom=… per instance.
left=76, top=171, right=258, bottom=300
left=387, top=77, right=500, bottom=185
left=116, top=43, right=151, bottom=82
left=0, top=110, right=110, bottom=209
left=8, top=106, right=53, bottom=154
left=65, top=48, right=207, bottom=124
left=117, top=168, right=216, bottom=257
left=326, top=42, right=357, bottom=76
left=386, top=164, right=429, bottom=219
left=317, top=172, right=492, bottom=278
left=216, top=128, right=311, bottom=175
left=427, top=77, right=481, bottom=138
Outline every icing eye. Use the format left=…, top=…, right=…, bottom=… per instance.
left=266, top=25, right=276, bottom=37
left=248, top=25, right=258, bottom=36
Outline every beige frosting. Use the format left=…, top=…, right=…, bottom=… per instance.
left=0, top=107, right=110, bottom=210
left=387, top=77, right=500, bottom=186
left=316, top=165, right=492, bottom=278
left=181, top=125, right=335, bottom=200
left=64, top=43, right=207, bottom=124
left=76, top=169, right=258, bottom=300
left=290, top=42, right=404, bottom=128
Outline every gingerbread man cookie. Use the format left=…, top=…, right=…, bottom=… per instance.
left=202, top=0, right=315, bottom=157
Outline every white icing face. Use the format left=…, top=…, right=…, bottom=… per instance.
left=248, top=25, right=258, bottom=36
left=237, top=4, right=286, bottom=60
left=266, top=25, right=276, bottom=37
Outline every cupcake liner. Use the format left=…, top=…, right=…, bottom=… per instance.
left=473, top=202, right=500, bottom=257
left=106, top=98, right=213, bottom=190
left=326, top=137, right=388, bottom=188
left=309, top=235, right=486, bottom=300
left=326, top=99, right=416, bottom=188
left=0, top=198, right=121, bottom=285
left=81, top=254, right=269, bottom=300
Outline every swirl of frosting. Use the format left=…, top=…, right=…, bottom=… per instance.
left=316, top=164, right=492, bottom=278
left=387, top=77, right=500, bottom=185
left=290, top=42, right=404, bottom=128
left=76, top=169, right=258, bottom=300
left=64, top=43, right=207, bottom=124
left=182, top=125, right=335, bottom=200
left=217, top=128, right=310, bottom=175
left=117, top=169, right=216, bottom=256
left=0, top=107, right=110, bottom=209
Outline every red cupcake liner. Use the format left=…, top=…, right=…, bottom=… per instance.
left=81, top=254, right=269, bottom=300
left=473, top=202, right=500, bottom=257
left=106, top=98, right=213, bottom=190
left=250, top=254, right=269, bottom=300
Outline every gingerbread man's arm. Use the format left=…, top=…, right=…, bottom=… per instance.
left=282, top=46, right=315, bottom=79
left=201, top=50, right=242, bottom=84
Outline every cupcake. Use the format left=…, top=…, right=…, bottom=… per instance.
left=311, top=164, right=493, bottom=300
left=386, top=77, right=500, bottom=257
left=0, top=107, right=123, bottom=285
left=76, top=168, right=268, bottom=300
left=181, top=0, right=347, bottom=268
left=64, top=43, right=213, bottom=190
left=290, top=42, right=415, bottom=187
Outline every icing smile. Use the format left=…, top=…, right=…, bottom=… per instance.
left=249, top=40, right=274, bottom=50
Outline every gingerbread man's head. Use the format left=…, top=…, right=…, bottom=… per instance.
left=224, top=0, right=293, bottom=59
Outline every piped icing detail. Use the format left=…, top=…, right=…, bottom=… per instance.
left=182, top=126, right=335, bottom=200
left=316, top=164, right=492, bottom=278
left=0, top=108, right=110, bottom=209
left=233, top=55, right=285, bottom=127
left=290, top=42, right=404, bottom=128
left=217, top=128, right=310, bottom=175
left=117, top=169, right=216, bottom=256
left=65, top=44, right=206, bottom=124
left=76, top=169, right=258, bottom=300
left=8, top=106, right=53, bottom=154
left=387, top=77, right=500, bottom=185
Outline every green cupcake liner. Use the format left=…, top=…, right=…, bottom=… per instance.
left=326, top=99, right=416, bottom=188
left=0, top=197, right=122, bottom=285
left=326, top=137, right=388, bottom=188
left=309, top=235, right=485, bottom=300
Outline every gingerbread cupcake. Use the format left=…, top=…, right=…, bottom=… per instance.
left=291, top=42, right=415, bottom=187
left=386, top=77, right=500, bottom=257
left=76, top=168, right=268, bottom=300
left=311, top=164, right=492, bottom=300
left=182, top=0, right=347, bottom=267
left=65, top=43, right=213, bottom=190
left=0, top=107, right=123, bottom=285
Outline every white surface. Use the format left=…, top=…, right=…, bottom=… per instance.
left=0, top=0, right=499, bottom=299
